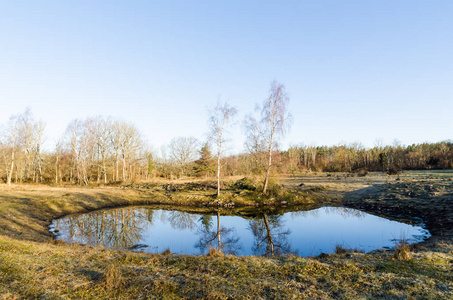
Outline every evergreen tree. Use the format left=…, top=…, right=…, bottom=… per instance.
left=193, top=143, right=214, bottom=177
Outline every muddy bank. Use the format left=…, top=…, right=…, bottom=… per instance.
left=344, top=178, right=453, bottom=245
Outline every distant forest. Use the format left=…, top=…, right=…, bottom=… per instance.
left=1, top=109, right=452, bottom=185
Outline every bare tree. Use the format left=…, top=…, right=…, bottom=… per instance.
left=20, top=113, right=45, bottom=183
left=168, top=137, right=199, bottom=176
left=110, top=120, right=143, bottom=182
left=87, top=116, right=112, bottom=183
left=61, top=117, right=145, bottom=184
left=244, top=81, right=292, bottom=194
left=208, top=101, right=237, bottom=197
left=54, top=138, right=65, bottom=184
left=32, top=120, right=45, bottom=183
left=2, top=114, right=21, bottom=186
left=2, top=109, right=46, bottom=185
left=65, top=119, right=91, bottom=185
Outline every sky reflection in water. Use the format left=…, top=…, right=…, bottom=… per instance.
left=50, top=206, right=430, bottom=257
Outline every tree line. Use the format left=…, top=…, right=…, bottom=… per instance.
left=0, top=110, right=148, bottom=186
left=217, top=141, right=453, bottom=176
left=1, top=82, right=452, bottom=188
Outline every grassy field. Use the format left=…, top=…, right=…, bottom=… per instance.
left=0, top=171, right=452, bottom=299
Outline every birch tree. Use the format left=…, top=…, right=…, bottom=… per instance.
left=54, top=138, right=65, bottom=184
left=65, top=119, right=89, bottom=185
left=244, top=81, right=292, bottom=194
left=3, top=114, right=21, bottom=186
left=20, top=112, right=45, bottom=183
left=110, top=120, right=143, bottom=181
left=208, top=101, right=237, bottom=197
left=87, top=116, right=112, bottom=183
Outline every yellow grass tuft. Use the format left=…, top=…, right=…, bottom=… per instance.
left=207, top=247, right=224, bottom=257
left=393, top=240, right=413, bottom=261
left=162, top=248, right=171, bottom=255
left=103, top=263, right=125, bottom=290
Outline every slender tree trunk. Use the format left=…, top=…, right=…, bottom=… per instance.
left=7, top=156, right=14, bottom=187
left=38, top=157, right=43, bottom=183
left=217, top=210, right=221, bottom=252
left=263, top=144, right=273, bottom=194
left=103, top=159, right=107, bottom=184
left=217, top=155, right=221, bottom=197
left=116, top=156, right=119, bottom=181
left=122, top=157, right=126, bottom=181
left=55, top=158, right=59, bottom=184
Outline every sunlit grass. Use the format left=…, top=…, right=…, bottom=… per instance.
left=0, top=171, right=452, bottom=298
left=0, top=235, right=451, bottom=299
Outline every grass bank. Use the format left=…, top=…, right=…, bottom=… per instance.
left=1, top=234, right=452, bottom=299
left=0, top=177, right=328, bottom=243
left=0, top=172, right=452, bottom=299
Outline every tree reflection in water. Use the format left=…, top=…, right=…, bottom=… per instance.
left=167, top=211, right=198, bottom=230
left=289, top=206, right=365, bottom=219
left=52, top=206, right=429, bottom=256
left=54, top=208, right=152, bottom=248
left=195, top=211, right=241, bottom=255
left=249, top=213, right=293, bottom=256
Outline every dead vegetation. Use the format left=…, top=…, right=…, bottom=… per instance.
left=103, top=263, right=125, bottom=291
left=393, top=241, right=413, bottom=261
left=0, top=234, right=451, bottom=299
left=0, top=170, right=452, bottom=298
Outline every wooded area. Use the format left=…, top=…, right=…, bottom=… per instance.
left=1, top=107, right=451, bottom=186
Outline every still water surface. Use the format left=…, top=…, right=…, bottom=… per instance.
left=50, top=206, right=430, bottom=256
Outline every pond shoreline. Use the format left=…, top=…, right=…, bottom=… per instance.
left=1, top=172, right=452, bottom=299
left=1, top=172, right=452, bottom=247
left=51, top=204, right=430, bottom=257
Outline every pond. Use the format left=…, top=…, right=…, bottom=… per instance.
left=49, top=205, right=430, bottom=257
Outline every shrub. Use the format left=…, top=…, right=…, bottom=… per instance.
left=356, top=169, right=368, bottom=177
left=335, top=245, right=348, bottom=254
left=393, top=241, right=412, bottom=261
left=388, top=168, right=399, bottom=175
left=232, top=177, right=259, bottom=191
left=265, top=177, right=284, bottom=197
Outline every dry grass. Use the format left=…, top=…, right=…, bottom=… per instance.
left=207, top=247, right=224, bottom=257
left=0, top=235, right=451, bottom=299
left=103, top=263, right=125, bottom=290
left=161, top=248, right=171, bottom=255
left=393, top=241, right=413, bottom=261
left=0, top=171, right=452, bottom=298
left=0, top=184, right=160, bottom=242
left=335, top=245, right=349, bottom=254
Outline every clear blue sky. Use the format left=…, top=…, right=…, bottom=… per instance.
left=1, top=1, right=452, bottom=152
